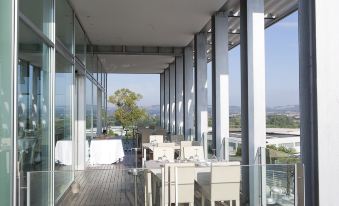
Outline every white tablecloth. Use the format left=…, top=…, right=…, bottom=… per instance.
left=90, top=139, right=125, bottom=164
left=55, top=140, right=73, bottom=165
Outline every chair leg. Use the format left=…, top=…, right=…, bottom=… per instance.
left=210, top=201, right=215, bottom=206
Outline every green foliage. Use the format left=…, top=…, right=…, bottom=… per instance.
left=108, top=88, right=147, bottom=129
left=235, top=146, right=242, bottom=156
left=230, top=116, right=241, bottom=128
left=266, top=115, right=299, bottom=128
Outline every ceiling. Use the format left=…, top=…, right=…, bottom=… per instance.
left=69, top=0, right=298, bottom=74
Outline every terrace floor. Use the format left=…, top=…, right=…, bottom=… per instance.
left=57, top=152, right=143, bottom=206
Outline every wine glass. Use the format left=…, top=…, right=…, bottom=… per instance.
left=211, top=149, right=218, bottom=162
left=162, top=149, right=168, bottom=162
left=194, top=148, right=199, bottom=161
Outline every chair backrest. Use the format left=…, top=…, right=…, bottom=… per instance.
left=192, top=141, right=200, bottom=146
left=153, top=147, right=174, bottom=162
left=164, top=163, right=195, bottom=204
left=210, top=162, right=241, bottom=201
left=182, top=146, right=204, bottom=160
left=157, top=142, right=175, bottom=147
left=171, top=135, right=184, bottom=143
left=149, top=135, right=163, bottom=144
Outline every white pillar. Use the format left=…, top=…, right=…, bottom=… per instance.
left=169, top=63, right=176, bottom=134
left=160, top=73, right=165, bottom=128
left=299, top=0, right=339, bottom=205
left=175, top=56, right=184, bottom=135
left=184, top=46, right=194, bottom=140
left=240, top=0, right=266, bottom=205
left=194, top=32, right=208, bottom=157
left=211, top=13, right=229, bottom=160
left=164, top=69, right=170, bottom=131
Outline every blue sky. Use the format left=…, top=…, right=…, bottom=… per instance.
left=107, top=12, right=299, bottom=107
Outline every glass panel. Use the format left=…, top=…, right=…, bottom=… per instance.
left=17, top=20, right=52, bottom=203
left=85, top=78, right=93, bottom=155
left=55, top=52, right=74, bottom=202
left=86, top=46, right=94, bottom=75
left=75, top=18, right=86, bottom=64
left=93, top=85, right=98, bottom=135
left=56, top=0, right=73, bottom=53
left=19, top=0, right=52, bottom=38
left=0, top=0, right=13, bottom=205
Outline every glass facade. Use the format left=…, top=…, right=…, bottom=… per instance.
left=0, top=0, right=14, bottom=205
left=56, top=0, right=74, bottom=53
left=14, top=0, right=108, bottom=204
left=17, top=20, right=52, bottom=204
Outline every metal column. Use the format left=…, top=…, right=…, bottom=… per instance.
left=175, top=56, right=184, bottom=135
left=211, top=12, right=229, bottom=160
left=299, top=0, right=339, bottom=205
left=240, top=0, right=267, bottom=205
left=194, top=32, right=208, bottom=157
left=183, top=46, right=194, bottom=140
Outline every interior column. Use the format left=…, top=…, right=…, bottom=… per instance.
left=194, top=32, right=208, bottom=157
left=175, top=56, right=184, bottom=135
left=160, top=73, right=165, bottom=128
left=169, top=63, right=176, bottom=134
left=164, top=68, right=170, bottom=131
left=299, top=0, right=339, bottom=205
left=240, top=0, right=267, bottom=205
left=183, top=46, right=194, bottom=140
left=211, top=12, right=230, bottom=160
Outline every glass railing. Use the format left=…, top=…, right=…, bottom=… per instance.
left=22, top=162, right=304, bottom=206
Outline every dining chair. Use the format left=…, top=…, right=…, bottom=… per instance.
left=182, top=146, right=204, bottom=161
left=149, top=135, right=164, bottom=144
left=163, top=163, right=195, bottom=206
left=198, top=161, right=241, bottom=206
left=153, top=147, right=174, bottom=162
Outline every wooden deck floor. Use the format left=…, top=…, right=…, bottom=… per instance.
left=57, top=152, right=145, bottom=206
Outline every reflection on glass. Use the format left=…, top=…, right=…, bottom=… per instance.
left=86, top=46, right=94, bottom=75
left=19, top=0, right=52, bottom=38
left=0, top=0, right=13, bottom=204
left=56, top=0, right=73, bottom=53
left=85, top=78, right=93, bottom=162
left=75, top=18, right=86, bottom=64
left=54, top=52, right=73, bottom=202
left=17, top=20, right=51, bottom=204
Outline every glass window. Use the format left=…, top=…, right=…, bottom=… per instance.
left=93, top=85, right=98, bottom=135
left=86, top=78, right=93, bottom=141
left=54, top=52, right=73, bottom=201
left=75, top=18, right=86, bottom=64
left=19, top=0, right=53, bottom=38
left=0, top=0, right=14, bottom=204
left=56, top=0, right=73, bottom=53
left=17, top=20, right=52, bottom=204
left=86, top=45, right=94, bottom=75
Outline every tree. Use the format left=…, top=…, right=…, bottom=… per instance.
left=108, top=88, right=147, bottom=130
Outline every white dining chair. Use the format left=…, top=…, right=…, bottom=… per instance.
left=198, top=161, right=241, bottom=206
left=182, top=146, right=204, bottom=161
left=153, top=147, right=174, bottom=162
left=162, top=163, right=195, bottom=206
left=149, top=135, right=163, bottom=144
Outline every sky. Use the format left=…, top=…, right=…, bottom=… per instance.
left=107, top=12, right=299, bottom=107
